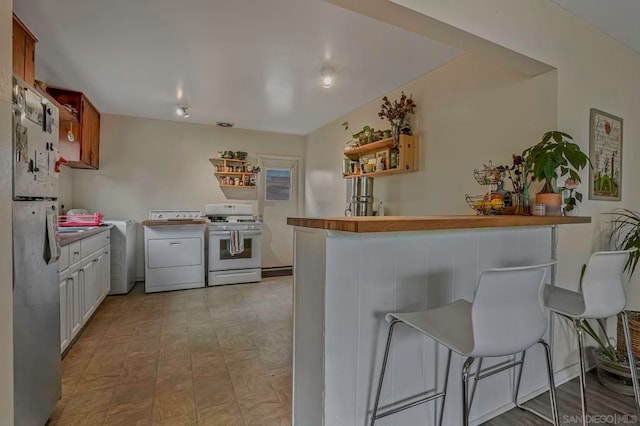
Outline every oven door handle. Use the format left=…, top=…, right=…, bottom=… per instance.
left=210, top=231, right=262, bottom=237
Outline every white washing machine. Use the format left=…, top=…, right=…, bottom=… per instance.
left=142, top=210, right=206, bottom=293
left=103, top=219, right=137, bottom=294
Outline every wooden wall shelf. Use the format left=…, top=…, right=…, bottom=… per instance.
left=342, top=134, right=418, bottom=179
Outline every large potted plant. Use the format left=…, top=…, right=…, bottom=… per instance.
left=522, top=131, right=589, bottom=215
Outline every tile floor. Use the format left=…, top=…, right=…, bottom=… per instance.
left=51, top=277, right=293, bottom=426
left=52, top=275, right=636, bottom=425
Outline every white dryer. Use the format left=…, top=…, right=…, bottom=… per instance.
left=142, top=210, right=206, bottom=293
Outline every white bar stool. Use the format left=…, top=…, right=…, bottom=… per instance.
left=539, top=250, right=640, bottom=425
left=370, top=262, right=559, bottom=426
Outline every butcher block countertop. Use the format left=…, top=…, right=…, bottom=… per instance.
left=287, top=215, right=591, bottom=233
left=141, top=219, right=208, bottom=227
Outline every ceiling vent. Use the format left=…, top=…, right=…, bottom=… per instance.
left=216, top=122, right=234, bottom=128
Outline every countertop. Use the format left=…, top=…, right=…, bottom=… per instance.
left=287, top=215, right=591, bottom=233
left=59, top=224, right=113, bottom=246
left=141, top=219, right=208, bottom=227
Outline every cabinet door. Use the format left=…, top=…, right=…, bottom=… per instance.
left=81, top=259, right=97, bottom=323
left=96, top=249, right=111, bottom=302
left=103, top=249, right=111, bottom=297
left=70, top=270, right=82, bottom=338
left=80, top=98, right=93, bottom=166
left=12, top=19, right=26, bottom=79
left=59, top=277, right=69, bottom=352
left=91, top=110, right=100, bottom=168
left=23, top=37, right=35, bottom=86
left=95, top=253, right=106, bottom=303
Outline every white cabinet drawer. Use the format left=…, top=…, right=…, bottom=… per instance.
left=59, top=245, right=70, bottom=271
left=147, top=237, right=202, bottom=269
left=69, top=242, right=82, bottom=265
left=81, top=231, right=109, bottom=258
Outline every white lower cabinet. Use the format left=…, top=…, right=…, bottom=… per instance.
left=59, top=229, right=111, bottom=354
left=70, top=268, right=82, bottom=338
left=59, top=270, right=70, bottom=352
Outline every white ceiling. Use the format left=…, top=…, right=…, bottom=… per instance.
left=553, top=0, right=640, bottom=55
left=14, top=0, right=462, bottom=135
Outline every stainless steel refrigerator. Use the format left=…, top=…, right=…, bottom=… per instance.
left=12, top=76, right=61, bottom=426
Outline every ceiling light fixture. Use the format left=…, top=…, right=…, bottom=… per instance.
left=176, top=105, right=190, bottom=118
left=216, top=122, right=234, bottom=128
left=321, top=67, right=335, bottom=88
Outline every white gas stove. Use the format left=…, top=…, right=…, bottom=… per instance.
left=205, top=204, right=262, bottom=286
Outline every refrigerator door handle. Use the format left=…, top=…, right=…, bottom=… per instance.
left=45, top=210, right=60, bottom=264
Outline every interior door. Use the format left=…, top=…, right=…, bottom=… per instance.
left=257, top=156, right=301, bottom=269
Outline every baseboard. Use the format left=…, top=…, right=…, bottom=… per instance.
left=470, top=361, right=590, bottom=425
left=262, top=266, right=293, bottom=278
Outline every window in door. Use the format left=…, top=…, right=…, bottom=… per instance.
left=265, top=168, right=291, bottom=201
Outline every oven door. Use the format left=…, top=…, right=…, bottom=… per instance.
left=209, top=230, right=262, bottom=271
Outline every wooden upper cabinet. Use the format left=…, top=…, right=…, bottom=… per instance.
left=47, top=87, right=101, bottom=170
left=12, top=14, right=37, bottom=86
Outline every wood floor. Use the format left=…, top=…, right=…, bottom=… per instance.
left=51, top=276, right=637, bottom=425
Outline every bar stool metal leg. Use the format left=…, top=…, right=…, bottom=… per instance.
left=370, top=319, right=400, bottom=426
left=574, top=319, right=588, bottom=426
left=541, top=340, right=560, bottom=426
left=620, top=311, right=640, bottom=417
left=468, top=357, right=483, bottom=411
left=438, top=349, right=452, bottom=426
left=461, top=357, right=475, bottom=426
left=513, top=342, right=559, bottom=425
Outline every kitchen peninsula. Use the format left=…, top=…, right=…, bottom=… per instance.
left=287, top=215, right=590, bottom=426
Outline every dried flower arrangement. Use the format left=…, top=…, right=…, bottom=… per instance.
left=378, top=92, right=416, bottom=141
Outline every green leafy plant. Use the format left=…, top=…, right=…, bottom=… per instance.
left=609, top=209, right=640, bottom=276
left=342, top=121, right=385, bottom=146
left=522, top=131, right=590, bottom=194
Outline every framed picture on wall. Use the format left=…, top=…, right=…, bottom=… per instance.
left=589, top=108, right=623, bottom=201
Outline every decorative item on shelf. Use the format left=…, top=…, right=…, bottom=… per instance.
left=222, top=150, right=235, bottom=159
left=235, top=151, right=248, bottom=161
left=217, top=151, right=224, bottom=158
left=499, top=154, right=530, bottom=215
left=522, top=131, right=590, bottom=216
left=561, top=178, right=581, bottom=216
left=466, top=161, right=507, bottom=215
left=375, top=150, right=389, bottom=171
left=378, top=91, right=416, bottom=143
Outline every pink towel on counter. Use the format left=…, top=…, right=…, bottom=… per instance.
left=229, top=230, right=244, bottom=256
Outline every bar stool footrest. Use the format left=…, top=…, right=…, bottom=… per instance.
left=514, top=401, right=556, bottom=424
left=373, top=391, right=445, bottom=421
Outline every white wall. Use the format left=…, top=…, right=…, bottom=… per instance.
left=306, top=53, right=557, bottom=216
left=58, top=165, right=73, bottom=213
left=70, top=114, right=306, bottom=278
left=0, top=0, right=14, bottom=423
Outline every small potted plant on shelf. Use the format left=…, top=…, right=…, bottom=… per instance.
left=378, top=92, right=416, bottom=142
left=342, top=122, right=387, bottom=148
left=522, top=131, right=589, bottom=216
